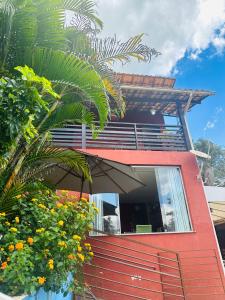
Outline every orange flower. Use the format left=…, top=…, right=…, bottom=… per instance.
left=15, top=242, right=23, bottom=251
left=38, top=277, right=46, bottom=285
left=80, top=197, right=88, bottom=202
left=27, top=237, right=34, bottom=245
left=1, top=261, right=7, bottom=269
left=68, top=254, right=75, bottom=260
left=8, top=244, right=14, bottom=252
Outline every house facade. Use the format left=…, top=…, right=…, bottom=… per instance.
left=53, top=74, right=225, bottom=299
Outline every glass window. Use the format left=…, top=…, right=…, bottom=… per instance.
left=90, top=193, right=121, bottom=235
left=90, top=166, right=191, bottom=235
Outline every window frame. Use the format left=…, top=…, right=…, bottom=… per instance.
left=90, top=165, right=193, bottom=236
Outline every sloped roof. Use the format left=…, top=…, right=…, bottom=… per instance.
left=116, top=72, right=175, bottom=88
left=116, top=73, right=214, bottom=116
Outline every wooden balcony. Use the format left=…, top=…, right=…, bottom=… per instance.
left=52, top=122, right=189, bottom=151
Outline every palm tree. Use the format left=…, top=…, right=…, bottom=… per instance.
left=0, top=0, right=159, bottom=210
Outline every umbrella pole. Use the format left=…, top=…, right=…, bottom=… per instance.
left=80, top=175, right=84, bottom=199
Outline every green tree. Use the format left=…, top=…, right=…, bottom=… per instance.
left=194, top=139, right=225, bottom=186
left=0, top=0, right=158, bottom=209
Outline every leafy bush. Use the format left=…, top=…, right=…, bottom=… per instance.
left=0, top=189, right=97, bottom=296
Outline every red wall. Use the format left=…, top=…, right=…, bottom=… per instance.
left=80, top=149, right=225, bottom=299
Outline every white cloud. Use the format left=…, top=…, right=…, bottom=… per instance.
left=204, top=106, right=224, bottom=131
left=97, top=0, right=225, bottom=75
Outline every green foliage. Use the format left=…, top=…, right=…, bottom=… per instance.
left=0, top=72, right=51, bottom=154
left=0, top=189, right=97, bottom=296
left=194, top=139, right=225, bottom=186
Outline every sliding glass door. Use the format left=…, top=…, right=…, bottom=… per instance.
left=155, top=167, right=191, bottom=232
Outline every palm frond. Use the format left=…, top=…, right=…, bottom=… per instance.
left=35, top=0, right=65, bottom=50
left=91, top=34, right=160, bottom=65
left=20, top=146, right=89, bottom=180
left=40, top=102, right=95, bottom=133
left=64, top=0, right=103, bottom=30
left=14, top=47, right=109, bottom=128
left=0, top=0, right=15, bottom=68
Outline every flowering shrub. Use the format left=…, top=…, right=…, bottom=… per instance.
left=0, top=189, right=97, bottom=296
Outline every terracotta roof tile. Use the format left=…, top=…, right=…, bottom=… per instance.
left=116, top=72, right=175, bottom=88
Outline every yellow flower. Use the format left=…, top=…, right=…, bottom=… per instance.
left=0, top=212, right=6, bottom=217
left=64, top=205, right=68, bottom=209
left=56, top=203, right=63, bottom=208
left=84, top=243, right=91, bottom=248
left=38, top=204, right=47, bottom=209
left=15, top=216, right=19, bottom=223
left=7, top=257, right=10, bottom=262
left=50, top=209, right=55, bottom=214
left=77, top=246, right=82, bottom=252
left=27, top=237, right=34, bottom=245
left=73, top=235, right=81, bottom=241
left=58, top=241, right=67, bottom=248
left=38, top=277, right=46, bottom=285
left=1, top=261, right=7, bottom=269
left=0, top=247, right=4, bottom=251
left=48, top=259, right=54, bottom=270
left=8, top=244, right=14, bottom=252
left=61, top=231, right=66, bottom=236
left=77, top=253, right=85, bottom=262
left=89, top=251, right=94, bottom=257
left=79, top=213, right=85, bottom=219
left=57, top=220, right=64, bottom=226
left=15, top=242, right=23, bottom=251
left=36, top=228, right=45, bottom=233
left=5, top=221, right=10, bottom=226
left=44, top=249, right=49, bottom=255
left=16, top=195, right=22, bottom=199
left=31, top=198, right=37, bottom=202
left=9, top=227, right=17, bottom=233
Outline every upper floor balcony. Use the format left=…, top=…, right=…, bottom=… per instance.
left=52, top=121, right=188, bottom=151
left=52, top=73, right=214, bottom=152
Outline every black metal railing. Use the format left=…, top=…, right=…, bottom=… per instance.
left=52, top=122, right=188, bottom=151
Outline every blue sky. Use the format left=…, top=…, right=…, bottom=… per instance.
left=175, top=48, right=225, bottom=146
left=97, top=0, right=225, bottom=146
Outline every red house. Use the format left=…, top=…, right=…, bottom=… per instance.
left=53, top=73, right=225, bottom=300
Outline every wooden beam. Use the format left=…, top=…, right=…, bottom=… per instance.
left=177, top=102, right=192, bottom=151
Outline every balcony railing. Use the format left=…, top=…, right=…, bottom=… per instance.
left=52, top=122, right=188, bottom=151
